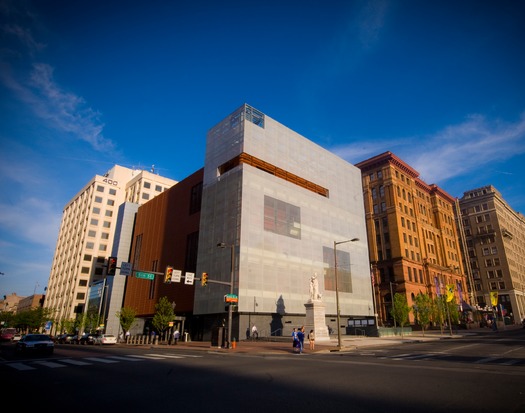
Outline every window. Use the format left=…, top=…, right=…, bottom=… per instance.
left=95, top=196, right=103, bottom=203
left=105, top=210, right=113, bottom=217
left=81, top=267, right=90, bottom=274
left=377, top=170, right=383, bottom=179
left=76, top=293, right=85, bottom=300
left=88, top=230, right=96, bottom=237
left=155, top=185, right=162, bottom=192
left=372, top=187, right=377, bottom=200
left=264, top=196, right=301, bottom=239
left=144, top=182, right=151, bottom=189
left=189, top=182, right=203, bottom=214
left=79, top=280, right=88, bottom=287
left=107, top=199, right=115, bottom=206
left=99, top=244, right=107, bottom=251
left=90, top=218, right=99, bottom=226
left=86, top=242, right=94, bottom=250
left=142, top=193, right=150, bottom=200
left=101, top=232, right=109, bottom=240
left=109, top=189, right=116, bottom=195
left=498, top=282, right=505, bottom=289
left=83, top=254, right=92, bottom=261
left=96, top=185, right=104, bottom=192
left=381, top=202, right=386, bottom=212
left=369, top=173, right=375, bottom=181
left=103, top=221, right=111, bottom=228
left=93, top=207, right=100, bottom=214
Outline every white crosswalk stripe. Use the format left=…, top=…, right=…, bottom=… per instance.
left=4, top=352, right=203, bottom=371
left=84, top=357, right=120, bottom=363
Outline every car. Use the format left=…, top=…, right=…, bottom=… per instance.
left=94, top=334, right=117, bottom=345
left=56, top=333, right=76, bottom=344
left=0, top=328, right=17, bottom=341
left=15, top=334, right=54, bottom=355
left=12, top=333, right=23, bottom=342
left=78, top=332, right=97, bottom=345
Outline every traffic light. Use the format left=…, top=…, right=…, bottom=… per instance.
left=165, top=266, right=173, bottom=284
left=201, top=272, right=208, bottom=286
left=107, top=256, right=117, bottom=276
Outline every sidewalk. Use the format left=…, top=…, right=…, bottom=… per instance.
left=140, top=324, right=522, bottom=355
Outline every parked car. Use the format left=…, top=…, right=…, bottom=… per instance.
left=12, top=333, right=23, bottom=342
left=15, top=334, right=54, bottom=355
left=78, top=332, right=97, bottom=345
left=56, top=333, right=76, bottom=344
left=0, top=328, right=17, bottom=341
left=94, top=334, right=117, bottom=345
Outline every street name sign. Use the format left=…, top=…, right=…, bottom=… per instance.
left=136, top=271, right=155, bottom=280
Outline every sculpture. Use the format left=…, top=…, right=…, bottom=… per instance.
left=309, top=272, right=322, bottom=301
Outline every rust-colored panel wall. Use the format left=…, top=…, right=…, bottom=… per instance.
left=124, top=169, right=203, bottom=317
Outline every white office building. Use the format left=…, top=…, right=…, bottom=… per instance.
left=45, top=165, right=177, bottom=333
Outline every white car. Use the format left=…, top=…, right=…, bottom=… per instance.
left=95, top=334, right=117, bottom=345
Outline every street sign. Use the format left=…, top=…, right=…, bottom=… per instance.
left=185, top=272, right=195, bottom=285
left=136, top=271, right=155, bottom=280
left=225, top=294, right=238, bottom=303
left=120, top=262, right=132, bottom=276
left=172, top=269, right=182, bottom=283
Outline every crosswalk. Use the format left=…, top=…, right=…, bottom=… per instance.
left=377, top=352, right=525, bottom=366
left=4, top=353, right=203, bottom=371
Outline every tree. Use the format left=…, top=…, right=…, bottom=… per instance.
left=413, top=293, right=432, bottom=336
left=14, top=307, right=54, bottom=333
left=152, top=297, right=175, bottom=343
left=116, top=307, right=136, bottom=336
left=391, top=293, right=411, bottom=336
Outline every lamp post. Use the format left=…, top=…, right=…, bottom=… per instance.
left=217, top=242, right=235, bottom=349
left=333, top=238, right=359, bottom=350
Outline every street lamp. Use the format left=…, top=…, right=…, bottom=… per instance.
left=217, top=242, right=235, bottom=349
left=333, top=238, right=359, bottom=350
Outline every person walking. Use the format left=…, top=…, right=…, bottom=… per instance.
left=292, top=328, right=299, bottom=353
left=173, top=329, right=180, bottom=345
left=298, top=326, right=305, bottom=354
left=308, top=329, right=315, bottom=350
left=251, top=324, right=258, bottom=340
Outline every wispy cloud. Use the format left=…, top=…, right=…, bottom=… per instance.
left=332, top=113, right=525, bottom=184
left=0, top=2, right=113, bottom=152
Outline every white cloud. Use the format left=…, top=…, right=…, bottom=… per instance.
left=332, top=113, right=525, bottom=186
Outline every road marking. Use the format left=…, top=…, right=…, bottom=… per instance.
left=107, top=356, right=145, bottom=361
left=125, top=354, right=167, bottom=360
left=34, top=361, right=67, bottom=368
left=474, top=357, right=499, bottom=364
left=59, top=359, right=92, bottom=366
left=84, top=357, right=120, bottom=363
left=7, top=362, right=35, bottom=371
left=145, top=353, right=184, bottom=359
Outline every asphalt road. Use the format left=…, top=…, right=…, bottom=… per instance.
left=1, top=328, right=523, bottom=413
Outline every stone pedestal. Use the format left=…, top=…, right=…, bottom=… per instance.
left=304, top=300, right=330, bottom=342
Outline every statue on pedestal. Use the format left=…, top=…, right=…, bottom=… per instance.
left=309, top=272, right=322, bottom=302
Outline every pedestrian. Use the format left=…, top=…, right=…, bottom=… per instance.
left=251, top=324, right=258, bottom=340
left=292, top=328, right=299, bottom=353
left=297, top=326, right=305, bottom=353
left=125, top=330, right=130, bottom=342
left=119, top=332, right=124, bottom=343
left=173, top=329, right=180, bottom=345
left=308, top=329, right=315, bottom=350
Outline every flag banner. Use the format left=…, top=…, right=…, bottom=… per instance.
left=446, top=284, right=455, bottom=302
left=435, top=276, right=441, bottom=296
left=490, top=291, right=498, bottom=307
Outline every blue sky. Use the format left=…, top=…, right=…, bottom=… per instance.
left=1, top=0, right=524, bottom=298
